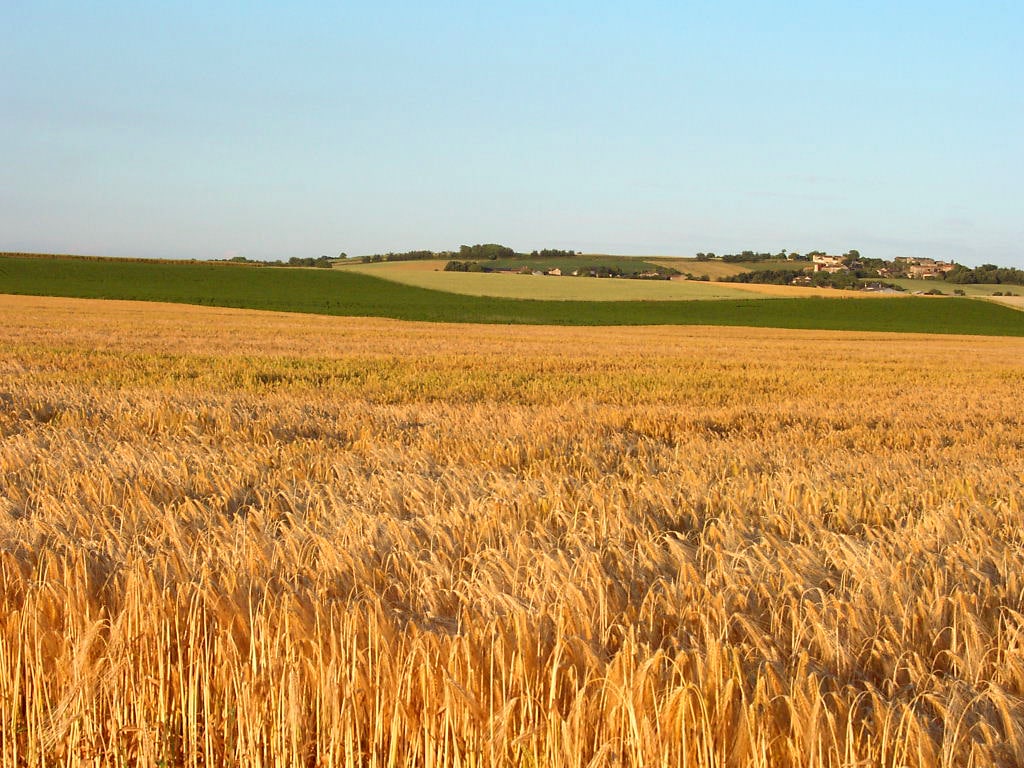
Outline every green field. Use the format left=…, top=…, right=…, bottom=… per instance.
left=2, top=254, right=1023, bottom=335
left=344, top=260, right=756, bottom=300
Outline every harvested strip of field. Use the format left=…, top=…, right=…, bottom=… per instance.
left=345, top=258, right=842, bottom=300
left=2, top=295, right=1023, bottom=767
left=646, top=257, right=752, bottom=278
left=716, top=281, right=883, bottom=297
left=347, top=260, right=972, bottom=300
left=343, top=260, right=757, bottom=300
left=987, top=295, right=1024, bottom=310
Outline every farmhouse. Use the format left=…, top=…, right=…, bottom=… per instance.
left=891, top=257, right=957, bottom=279
left=908, top=262, right=956, bottom=279
left=810, top=255, right=849, bottom=274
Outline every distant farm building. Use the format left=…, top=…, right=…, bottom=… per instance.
left=890, top=258, right=957, bottom=279
left=810, top=255, right=849, bottom=274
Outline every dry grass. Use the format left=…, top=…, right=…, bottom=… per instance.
left=712, top=282, right=883, bottom=298
left=342, top=261, right=756, bottom=301
left=987, top=296, right=1024, bottom=311
left=341, top=260, right=889, bottom=301
left=645, top=259, right=756, bottom=280
left=2, top=295, right=1023, bottom=767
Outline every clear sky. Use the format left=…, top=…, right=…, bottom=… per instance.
left=2, top=1, right=1021, bottom=267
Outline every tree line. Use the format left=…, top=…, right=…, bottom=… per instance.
left=944, top=264, right=1024, bottom=286
left=222, top=255, right=334, bottom=268
left=361, top=250, right=446, bottom=263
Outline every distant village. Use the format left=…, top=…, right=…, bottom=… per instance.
left=783, top=255, right=958, bottom=288
left=507, top=253, right=963, bottom=284
left=804, top=255, right=956, bottom=278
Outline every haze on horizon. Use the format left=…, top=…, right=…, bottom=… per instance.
left=2, top=2, right=1021, bottom=269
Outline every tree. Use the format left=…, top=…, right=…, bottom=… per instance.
left=459, top=244, right=515, bottom=260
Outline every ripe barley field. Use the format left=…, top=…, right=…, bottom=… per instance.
left=1, top=295, right=1023, bottom=767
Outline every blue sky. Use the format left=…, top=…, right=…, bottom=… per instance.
left=2, top=1, right=1021, bottom=267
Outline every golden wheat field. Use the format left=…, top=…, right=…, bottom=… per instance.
left=1, top=294, right=1023, bottom=767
